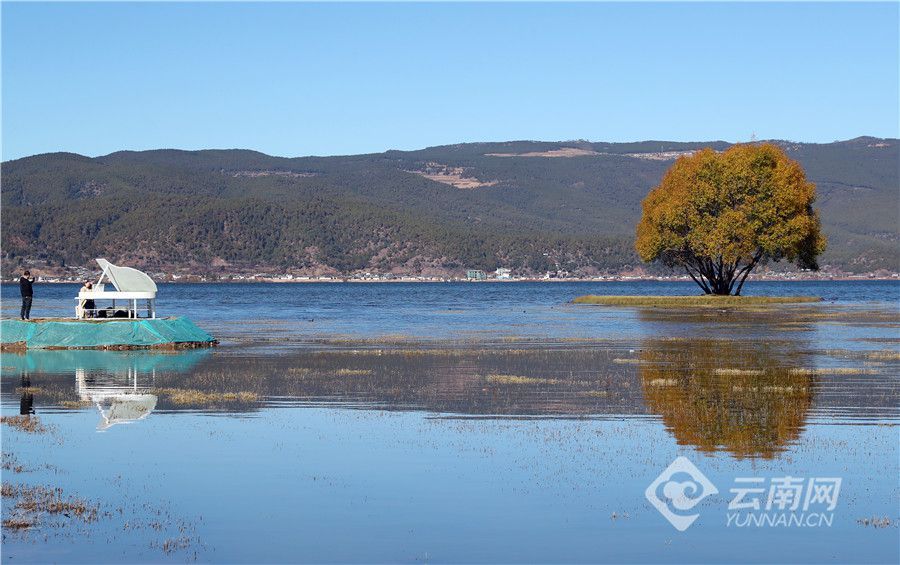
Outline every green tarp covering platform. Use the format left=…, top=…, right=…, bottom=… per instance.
left=1, top=317, right=216, bottom=350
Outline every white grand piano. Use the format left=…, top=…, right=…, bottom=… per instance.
left=76, top=258, right=158, bottom=319
left=76, top=366, right=158, bottom=431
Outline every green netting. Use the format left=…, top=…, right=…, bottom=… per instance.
left=0, top=317, right=215, bottom=349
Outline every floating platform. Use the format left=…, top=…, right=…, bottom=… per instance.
left=1, top=317, right=217, bottom=350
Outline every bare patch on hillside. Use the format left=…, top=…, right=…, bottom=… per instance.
left=486, top=147, right=600, bottom=158
left=73, top=180, right=107, bottom=198
left=486, top=147, right=700, bottom=161
left=406, top=163, right=499, bottom=189
left=230, top=170, right=318, bottom=179
left=621, top=150, right=698, bottom=161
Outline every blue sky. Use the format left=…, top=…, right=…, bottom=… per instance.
left=2, top=2, right=898, bottom=160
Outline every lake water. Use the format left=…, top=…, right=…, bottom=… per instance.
left=2, top=281, right=898, bottom=562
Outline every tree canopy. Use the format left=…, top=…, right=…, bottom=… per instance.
left=635, top=143, right=826, bottom=295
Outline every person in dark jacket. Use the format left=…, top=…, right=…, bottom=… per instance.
left=19, top=270, right=35, bottom=320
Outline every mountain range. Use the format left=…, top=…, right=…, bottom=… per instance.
left=2, top=137, right=897, bottom=277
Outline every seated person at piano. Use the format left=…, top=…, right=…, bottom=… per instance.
left=78, top=281, right=96, bottom=318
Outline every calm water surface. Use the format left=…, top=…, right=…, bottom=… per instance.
left=2, top=281, right=898, bottom=562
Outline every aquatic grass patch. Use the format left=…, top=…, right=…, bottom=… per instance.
left=802, top=308, right=899, bottom=322
left=12, top=386, right=94, bottom=405
left=0, top=416, right=49, bottom=434
left=2, top=517, right=33, bottom=531
left=788, top=367, right=879, bottom=376
left=862, top=350, right=898, bottom=361
left=485, top=374, right=561, bottom=385
left=322, top=335, right=426, bottom=346
left=123, top=346, right=651, bottom=417
left=646, top=378, right=678, bottom=386
left=715, top=368, right=765, bottom=377
left=854, top=337, right=900, bottom=344
left=157, top=536, right=194, bottom=554
left=761, top=385, right=802, bottom=393
left=573, top=295, right=821, bottom=307
left=857, top=517, right=893, bottom=528
left=2, top=483, right=100, bottom=532
left=823, top=349, right=900, bottom=362
left=58, top=400, right=93, bottom=409
left=730, top=385, right=805, bottom=393
left=332, top=369, right=374, bottom=377
left=822, top=349, right=900, bottom=365
left=2, top=453, right=26, bottom=474
left=154, top=388, right=259, bottom=405
left=1, top=458, right=204, bottom=556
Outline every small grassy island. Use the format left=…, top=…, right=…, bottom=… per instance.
left=572, top=295, right=822, bottom=308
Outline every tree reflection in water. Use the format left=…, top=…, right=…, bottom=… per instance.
left=639, top=338, right=814, bottom=459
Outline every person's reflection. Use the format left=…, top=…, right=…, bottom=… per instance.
left=639, top=338, right=814, bottom=459
left=19, top=375, right=35, bottom=415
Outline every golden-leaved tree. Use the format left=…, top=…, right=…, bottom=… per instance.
left=636, top=143, right=826, bottom=295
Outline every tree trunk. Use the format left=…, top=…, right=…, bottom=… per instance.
left=684, top=253, right=761, bottom=296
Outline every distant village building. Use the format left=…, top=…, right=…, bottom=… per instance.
left=466, top=270, right=486, bottom=281
left=494, top=268, right=512, bottom=279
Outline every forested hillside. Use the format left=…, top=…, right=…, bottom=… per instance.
left=2, top=137, right=897, bottom=276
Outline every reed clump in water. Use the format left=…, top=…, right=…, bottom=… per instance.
left=857, top=516, right=893, bottom=528
left=332, top=369, right=373, bottom=377
left=2, top=483, right=100, bottom=531
left=824, top=349, right=900, bottom=362
left=2, top=453, right=26, bottom=473
left=485, top=374, right=560, bottom=385
left=154, top=388, right=259, bottom=405
left=646, top=378, right=678, bottom=387
left=0, top=416, right=48, bottom=434
left=715, top=368, right=765, bottom=376
left=59, top=400, right=93, bottom=409
left=788, top=367, right=878, bottom=376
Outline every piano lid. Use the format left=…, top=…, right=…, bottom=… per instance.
left=96, top=258, right=158, bottom=293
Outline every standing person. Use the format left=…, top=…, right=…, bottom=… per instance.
left=19, top=270, right=35, bottom=320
